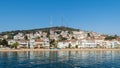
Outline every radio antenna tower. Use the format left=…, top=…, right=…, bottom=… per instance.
left=61, top=16, right=64, bottom=27
left=50, top=16, right=52, bottom=28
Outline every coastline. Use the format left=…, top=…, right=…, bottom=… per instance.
left=0, top=48, right=120, bottom=52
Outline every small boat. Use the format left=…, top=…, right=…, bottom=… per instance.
left=57, top=48, right=61, bottom=51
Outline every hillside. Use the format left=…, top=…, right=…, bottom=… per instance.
left=0, top=26, right=80, bottom=35
left=0, top=26, right=119, bottom=41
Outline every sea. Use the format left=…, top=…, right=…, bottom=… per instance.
left=0, top=50, right=120, bottom=68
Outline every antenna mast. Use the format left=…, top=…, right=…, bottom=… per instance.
left=61, top=16, right=64, bottom=27
left=50, top=16, right=52, bottom=28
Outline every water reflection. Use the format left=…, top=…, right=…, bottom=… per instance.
left=0, top=50, right=120, bottom=68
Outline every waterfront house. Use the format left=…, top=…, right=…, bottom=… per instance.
left=17, top=40, right=28, bottom=48
left=29, top=39, right=35, bottom=48
left=78, top=38, right=96, bottom=48
left=43, top=38, right=50, bottom=48
left=70, top=39, right=78, bottom=48
left=57, top=39, right=78, bottom=48
left=13, top=33, right=25, bottom=40
left=8, top=40, right=16, bottom=46
left=94, top=37, right=104, bottom=48
left=3, top=35, right=8, bottom=39
left=57, top=40, right=69, bottom=48
left=35, top=39, right=44, bottom=48
left=104, top=40, right=120, bottom=48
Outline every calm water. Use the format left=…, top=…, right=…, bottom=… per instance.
left=0, top=50, right=120, bottom=68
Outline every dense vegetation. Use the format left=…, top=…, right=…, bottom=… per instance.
left=0, top=26, right=79, bottom=36
left=0, top=39, right=8, bottom=47
left=104, top=35, right=118, bottom=40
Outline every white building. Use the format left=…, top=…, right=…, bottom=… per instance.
left=58, top=39, right=78, bottom=48
left=78, top=39, right=96, bottom=48
left=29, top=39, right=35, bottom=48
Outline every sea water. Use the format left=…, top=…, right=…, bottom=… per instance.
left=0, top=50, right=120, bottom=68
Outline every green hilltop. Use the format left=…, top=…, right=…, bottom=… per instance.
left=0, top=26, right=80, bottom=35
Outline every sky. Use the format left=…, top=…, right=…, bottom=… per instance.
left=0, top=0, right=120, bottom=35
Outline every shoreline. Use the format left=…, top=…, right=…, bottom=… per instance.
left=0, top=48, right=120, bottom=52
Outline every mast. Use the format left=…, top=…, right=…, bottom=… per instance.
left=61, top=16, right=63, bottom=27
left=49, top=16, right=53, bottom=48
left=50, top=16, right=52, bottom=28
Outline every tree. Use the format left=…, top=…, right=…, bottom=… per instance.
left=87, top=33, right=91, bottom=37
left=75, top=45, right=78, bottom=48
left=58, top=35, right=67, bottom=41
left=0, top=39, right=2, bottom=45
left=54, top=41, right=58, bottom=48
left=24, top=35, right=28, bottom=40
left=105, top=35, right=117, bottom=40
left=12, top=42, right=19, bottom=49
left=114, top=34, right=118, bottom=39
left=72, top=36, right=75, bottom=39
left=49, top=39, right=58, bottom=48
left=7, top=32, right=13, bottom=39
left=2, top=39, right=8, bottom=47
left=36, top=36, right=40, bottom=39
left=68, top=43, right=71, bottom=48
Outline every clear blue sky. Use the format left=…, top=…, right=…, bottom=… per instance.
left=0, top=0, right=120, bottom=35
